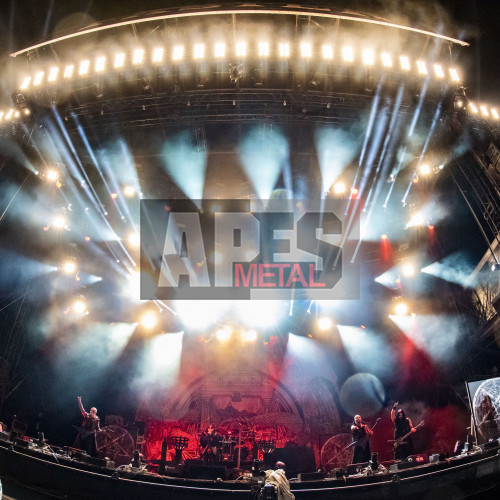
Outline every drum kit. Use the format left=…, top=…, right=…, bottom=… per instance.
left=197, top=428, right=265, bottom=466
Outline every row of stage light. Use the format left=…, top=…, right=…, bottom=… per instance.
left=17, top=42, right=461, bottom=92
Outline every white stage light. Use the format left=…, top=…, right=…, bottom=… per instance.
left=123, top=186, right=135, bottom=197
left=173, top=45, right=184, bottom=61
left=318, top=317, right=333, bottom=330
left=79, top=60, right=90, bottom=75
left=419, top=164, right=431, bottom=175
left=362, top=49, right=374, bottom=65
left=34, top=72, right=44, bottom=86
left=492, top=109, right=499, bottom=120
left=52, top=216, right=66, bottom=229
left=63, top=261, right=76, bottom=274
left=381, top=53, right=392, bottom=67
left=258, top=42, right=269, bottom=57
left=193, top=44, right=204, bottom=59
left=73, top=300, right=86, bottom=313
left=480, top=105, right=489, bottom=117
left=469, top=102, right=478, bottom=114
left=63, top=65, right=74, bottom=78
left=215, top=43, right=225, bottom=58
left=216, top=326, right=232, bottom=342
left=133, top=49, right=144, bottom=64
left=300, top=42, right=312, bottom=58
left=140, top=311, right=158, bottom=329
left=48, top=66, right=59, bottom=82
left=152, top=47, right=164, bottom=63
left=242, top=329, right=257, bottom=342
left=416, top=60, right=427, bottom=75
left=114, top=53, right=125, bottom=68
left=449, top=68, right=460, bottom=82
left=128, top=232, right=140, bottom=247
left=279, top=43, right=290, bottom=57
left=402, top=263, right=414, bottom=277
left=433, top=64, right=444, bottom=78
left=395, top=303, right=408, bottom=315
left=95, top=56, right=106, bottom=72
left=400, top=56, right=410, bottom=70
left=20, top=76, right=31, bottom=90
left=322, top=45, right=333, bottom=60
left=47, top=170, right=58, bottom=181
left=236, top=42, right=247, bottom=57
left=342, top=47, right=354, bottom=62
left=5, top=109, right=13, bottom=120
left=333, top=181, right=346, bottom=194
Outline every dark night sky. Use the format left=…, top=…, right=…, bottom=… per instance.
left=0, top=1, right=498, bottom=102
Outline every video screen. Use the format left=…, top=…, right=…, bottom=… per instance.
left=467, top=376, right=500, bottom=444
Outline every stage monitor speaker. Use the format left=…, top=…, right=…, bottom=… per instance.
left=482, top=440, right=500, bottom=450
left=85, top=456, right=115, bottom=468
left=398, top=454, right=428, bottom=470
left=347, top=462, right=368, bottom=475
left=12, top=437, right=30, bottom=448
left=187, top=464, right=227, bottom=480
left=184, top=459, right=203, bottom=466
left=297, top=471, right=325, bottom=481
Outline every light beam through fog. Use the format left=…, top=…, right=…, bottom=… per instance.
left=421, top=252, right=476, bottom=287
left=238, top=126, right=288, bottom=199
left=390, top=314, right=466, bottom=365
left=315, top=126, right=359, bottom=192
left=337, top=325, right=396, bottom=379
left=162, top=130, right=207, bottom=201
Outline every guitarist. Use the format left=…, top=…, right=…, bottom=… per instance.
left=391, top=402, right=416, bottom=460
left=76, top=396, right=101, bottom=457
left=200, top=424, right=222, bottom=465
left=351, top=414, right=373, bottom=464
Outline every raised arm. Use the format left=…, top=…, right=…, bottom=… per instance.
left=391, top=402, right=398, bottom=422
left=78, top=396, right=87, bottom=417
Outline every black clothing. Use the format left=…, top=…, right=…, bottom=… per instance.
left=76, top=399, right=100, bottom=457
left=351, top=424, right=371, bottom=464
left=200, top=430, right=222, bottom=464
left=394, top=417, right=413, bottom=460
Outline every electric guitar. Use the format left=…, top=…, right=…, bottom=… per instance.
left=390, top=420, right=424, bottom=449
left=72, top=425, right=97, bottom=439
left=345, top=418, right=381, bottom=451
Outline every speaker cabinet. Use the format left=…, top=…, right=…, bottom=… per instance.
left=187, top=464, right=227, bottom=480
left=298, top=471, right=325, bottom=481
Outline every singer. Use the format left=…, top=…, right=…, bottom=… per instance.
left=350, top=414, right=373, bottom=464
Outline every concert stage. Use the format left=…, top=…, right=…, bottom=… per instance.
left=1, top=2, right=500, bottom=500
left=1, top=434, right=500, bottom=499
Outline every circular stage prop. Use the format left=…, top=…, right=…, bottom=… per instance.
left=96, top=425, right=135, bottom=466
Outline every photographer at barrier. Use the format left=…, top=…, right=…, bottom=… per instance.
left=262, top=461, right=295, bottom=500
